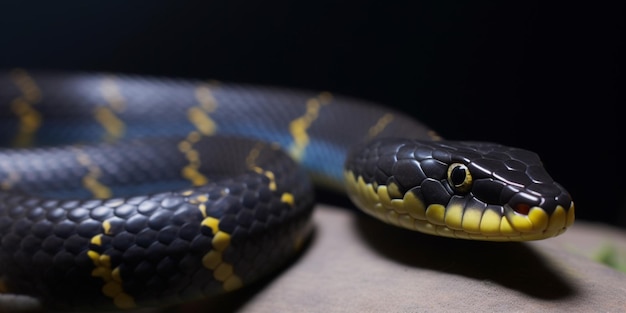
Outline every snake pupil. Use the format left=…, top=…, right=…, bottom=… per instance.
left=450, top=165, right=467, bottom=187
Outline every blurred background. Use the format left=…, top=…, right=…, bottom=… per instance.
left=0, top=1, right=621, bottom=227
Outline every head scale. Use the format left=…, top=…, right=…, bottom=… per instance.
left=344, top=138, right=574, bottom=241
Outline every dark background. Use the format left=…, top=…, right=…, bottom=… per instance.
left=0, top=2, right=622, bottom=227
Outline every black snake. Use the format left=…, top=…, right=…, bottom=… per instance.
left=0, top=69, right=574, bottom=311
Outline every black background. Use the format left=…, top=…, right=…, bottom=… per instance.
left=0, top=2, right=622, bottom=227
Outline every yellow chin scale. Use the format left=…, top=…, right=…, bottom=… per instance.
left=344, top=171, right=575, bottom=241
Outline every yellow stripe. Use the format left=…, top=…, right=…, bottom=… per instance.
left=100, top=77, right=126, bottom=112
left=199, top=215, right=243, bottom=292
left=288, top=92, right=332, bottom=161
left=251, top=166, right=278, bottom=191
left=97, top=77, right=126, bottom=141
left=179, top=131, right=209, bottom=186
left=187, top=107, right=217, bottom=136
left=9, top=69, right=42, bottom=147
left=87, top=220, right=136, bottom=309
left=281, top=192, right=294, bottom=206
left=94, top=107, right=125, bottom=140
left=195, top=85, right=218, bottom=112
left=190, top=85, right=218, bottom=136
left=74, top=148, right=111, bottom=199
left=247, top=144, right=280, bottom=190
left=179, top=84, right=221, bottom=186
left=367, top=113, right=394, bottom=138
left=245, top=143, right=264, bottom=169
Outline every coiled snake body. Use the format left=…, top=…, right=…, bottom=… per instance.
left=0, top=70, right=574, bottom=311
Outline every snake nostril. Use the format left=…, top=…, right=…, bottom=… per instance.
left=513, top=203, right=531, bottom=215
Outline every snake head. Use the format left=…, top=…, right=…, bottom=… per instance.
left=344, top=138, right=574, bottom=241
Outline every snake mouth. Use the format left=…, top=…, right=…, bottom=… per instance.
left=412, top=199, right=575, bottom=241
left=344, top=171, right=575, bottom=241
left=478, top=201, right=575, bottom=241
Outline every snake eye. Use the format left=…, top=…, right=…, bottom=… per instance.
left=447, top=163, right=472, bottom=193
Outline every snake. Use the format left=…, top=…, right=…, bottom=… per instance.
left=0, top=69, right=574, bottom=311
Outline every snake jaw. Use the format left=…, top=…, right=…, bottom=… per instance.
left=458, top=186, right=575, bottom=241
left=344, top=171, right=574, bottom=241
left=499, top=201, right=575, bottom=240
left=432, top=197, right=575, bottom=241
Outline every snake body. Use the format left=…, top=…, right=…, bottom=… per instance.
left=0, top=70, right=574, bottom=311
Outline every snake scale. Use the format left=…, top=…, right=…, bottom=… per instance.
left=0, top=69, right=574, bottom=311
